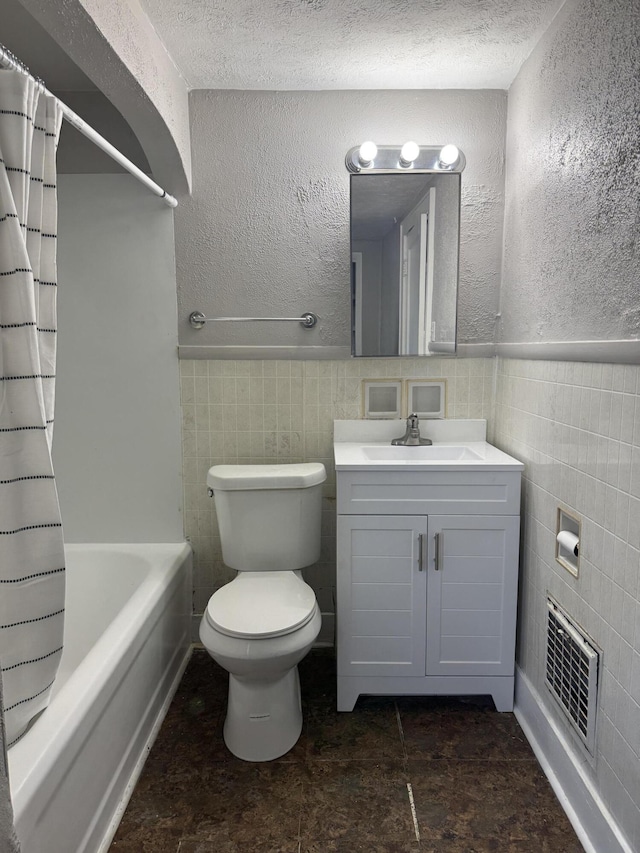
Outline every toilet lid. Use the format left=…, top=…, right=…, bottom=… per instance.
left=205, top=572, right=317, bottom=639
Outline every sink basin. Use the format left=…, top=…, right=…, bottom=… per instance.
left=361, top=445, right=484, bottom=462
left=333, top=420, right=524, bottom=472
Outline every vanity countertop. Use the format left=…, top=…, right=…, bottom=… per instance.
left=334, top=440, right=524, bottom=472
left=333, top=419, right=524, bottom=473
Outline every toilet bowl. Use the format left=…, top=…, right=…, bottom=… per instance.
left=199, top=462, right=326, bottom=761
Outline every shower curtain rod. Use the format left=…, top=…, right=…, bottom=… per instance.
left=0, top=45, right=178, bottom=208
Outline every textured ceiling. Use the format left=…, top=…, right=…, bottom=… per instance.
left=140, top=0, right=566, bottom=90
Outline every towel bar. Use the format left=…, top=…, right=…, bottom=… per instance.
left=189, top=311, right=318, bottom=329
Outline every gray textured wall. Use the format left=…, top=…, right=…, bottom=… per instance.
left=176, top=90, right=506, bottom=352
left=20, top=0, right=192, bottom=195
left=499, top=0, right=640, bottom=346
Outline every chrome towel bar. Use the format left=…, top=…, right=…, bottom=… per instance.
left=189, top=311, right=318, bottom=329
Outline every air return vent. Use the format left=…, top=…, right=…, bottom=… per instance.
left=545, top=597, right=600, bottom=754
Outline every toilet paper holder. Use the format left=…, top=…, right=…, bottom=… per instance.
left=556, top=507, right=580, bottom=577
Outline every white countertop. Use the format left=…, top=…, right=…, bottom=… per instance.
left=334, top=440, right=524, bottom=472
left=333, top=420, right=524, bottom=472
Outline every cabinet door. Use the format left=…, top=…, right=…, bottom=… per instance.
left=337, top=515, right=428, bottom=677
left=426, top=515, right=520, bottom=676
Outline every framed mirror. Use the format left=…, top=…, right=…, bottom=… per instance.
left=348, top=145, right=464, bottom=357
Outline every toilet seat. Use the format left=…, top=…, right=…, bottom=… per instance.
left=205, top=571, right=317, bottom=639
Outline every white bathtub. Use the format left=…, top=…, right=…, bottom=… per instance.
left=8, top=542, right=193, bottom=853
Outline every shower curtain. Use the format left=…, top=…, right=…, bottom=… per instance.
left=0, top=70, right=65, bottom=753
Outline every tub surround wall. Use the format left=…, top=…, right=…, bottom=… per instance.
left=176, top=89, right=506, bottom=356
left=181, top=357, right=495, bottom=639
left=55, top=175, right=183, bottom=543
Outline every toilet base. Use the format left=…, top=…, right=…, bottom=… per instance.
left=223, top=666, right=303, bottom=761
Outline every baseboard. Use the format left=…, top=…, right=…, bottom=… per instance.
left=514, top=667, right=633, bottom=853
left=316, top=612, right=335, bottom=647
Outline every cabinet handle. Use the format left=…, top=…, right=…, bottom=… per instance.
left=434, top=532, right=444, bottom=571
left=418, top=533, right=425, bottom=570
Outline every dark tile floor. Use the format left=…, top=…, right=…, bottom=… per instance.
left=110, top=649, right=584, bottom=853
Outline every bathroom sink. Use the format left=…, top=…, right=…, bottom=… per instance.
left=361, top=444, right=483, bottom=462
left=333, top=421, right=524, bottom=472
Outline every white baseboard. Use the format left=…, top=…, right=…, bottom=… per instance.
left=514, top=667, right=633, bottom=853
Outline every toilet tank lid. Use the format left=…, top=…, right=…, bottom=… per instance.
left=207, top=462, right=326, bottom=491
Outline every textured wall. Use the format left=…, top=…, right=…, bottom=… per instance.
left=176, top=90, right=506, bottom=352
left=499, top=0, right=640, bottom=345
left=19, top=0, right=192, bottom=195
left=491, top=2, right=640, bottom=847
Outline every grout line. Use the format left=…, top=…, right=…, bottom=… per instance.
left=406, top=782, right=421, bottom=843
left=395, top=702, right=407, bottom=759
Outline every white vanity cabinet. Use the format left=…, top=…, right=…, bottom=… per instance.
left=335, top=466, right=522, bottom=712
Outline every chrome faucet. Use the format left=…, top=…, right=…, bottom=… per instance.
left=391, top=413, right=433, bottom=446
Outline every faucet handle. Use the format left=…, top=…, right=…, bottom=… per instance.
left=408, top=413, right=420, bottom=428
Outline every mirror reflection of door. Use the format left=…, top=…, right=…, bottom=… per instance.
left=399, top=187, right=436, bottom=355
left=350, top=172, right=460, bottom=357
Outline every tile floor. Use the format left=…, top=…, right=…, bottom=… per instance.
left=110, top=649, right=584, bottom=852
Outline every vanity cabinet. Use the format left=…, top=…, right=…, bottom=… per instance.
left=336, top=468, right=521, bottom=712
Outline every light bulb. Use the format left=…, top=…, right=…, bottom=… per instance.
left=438, top=144, right=459, bottom=168
left=358, top=141, right=378, bottom=167
left=399, top=141, right=420, bottom=167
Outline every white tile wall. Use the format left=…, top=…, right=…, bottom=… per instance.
left=493, top=358, right=640, bottom=847
left=180, top=357, right=494, bottom=617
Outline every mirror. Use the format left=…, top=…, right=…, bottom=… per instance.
left=350, top=171, right=461, bottom=357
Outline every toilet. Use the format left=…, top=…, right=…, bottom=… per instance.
left=199, top=461, right=326, bottom=761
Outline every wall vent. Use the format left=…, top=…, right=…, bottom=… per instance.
left=545, top=597, right=600, bottom=754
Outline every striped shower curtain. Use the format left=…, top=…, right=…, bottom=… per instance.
left=0, top=70, right=65, bottom=749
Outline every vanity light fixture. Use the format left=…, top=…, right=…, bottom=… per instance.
left=358, top=140, right=378, bottom=168
left=438, top=144, right=460, bottom=169
left=399, top=141, right=420, bottom=168
left=345, top=143, right=465, bottom=174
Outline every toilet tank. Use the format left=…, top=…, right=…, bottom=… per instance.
left=207, top=463, right=326, bottom=571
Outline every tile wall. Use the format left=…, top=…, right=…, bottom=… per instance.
left=179, top=353, right=640, bottom=844
left=492, top=358, right=640, bottom=847
left=180, top=357, right=495, bottom=642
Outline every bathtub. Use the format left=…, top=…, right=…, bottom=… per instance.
left=8, top=542, right=193, bottom=853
